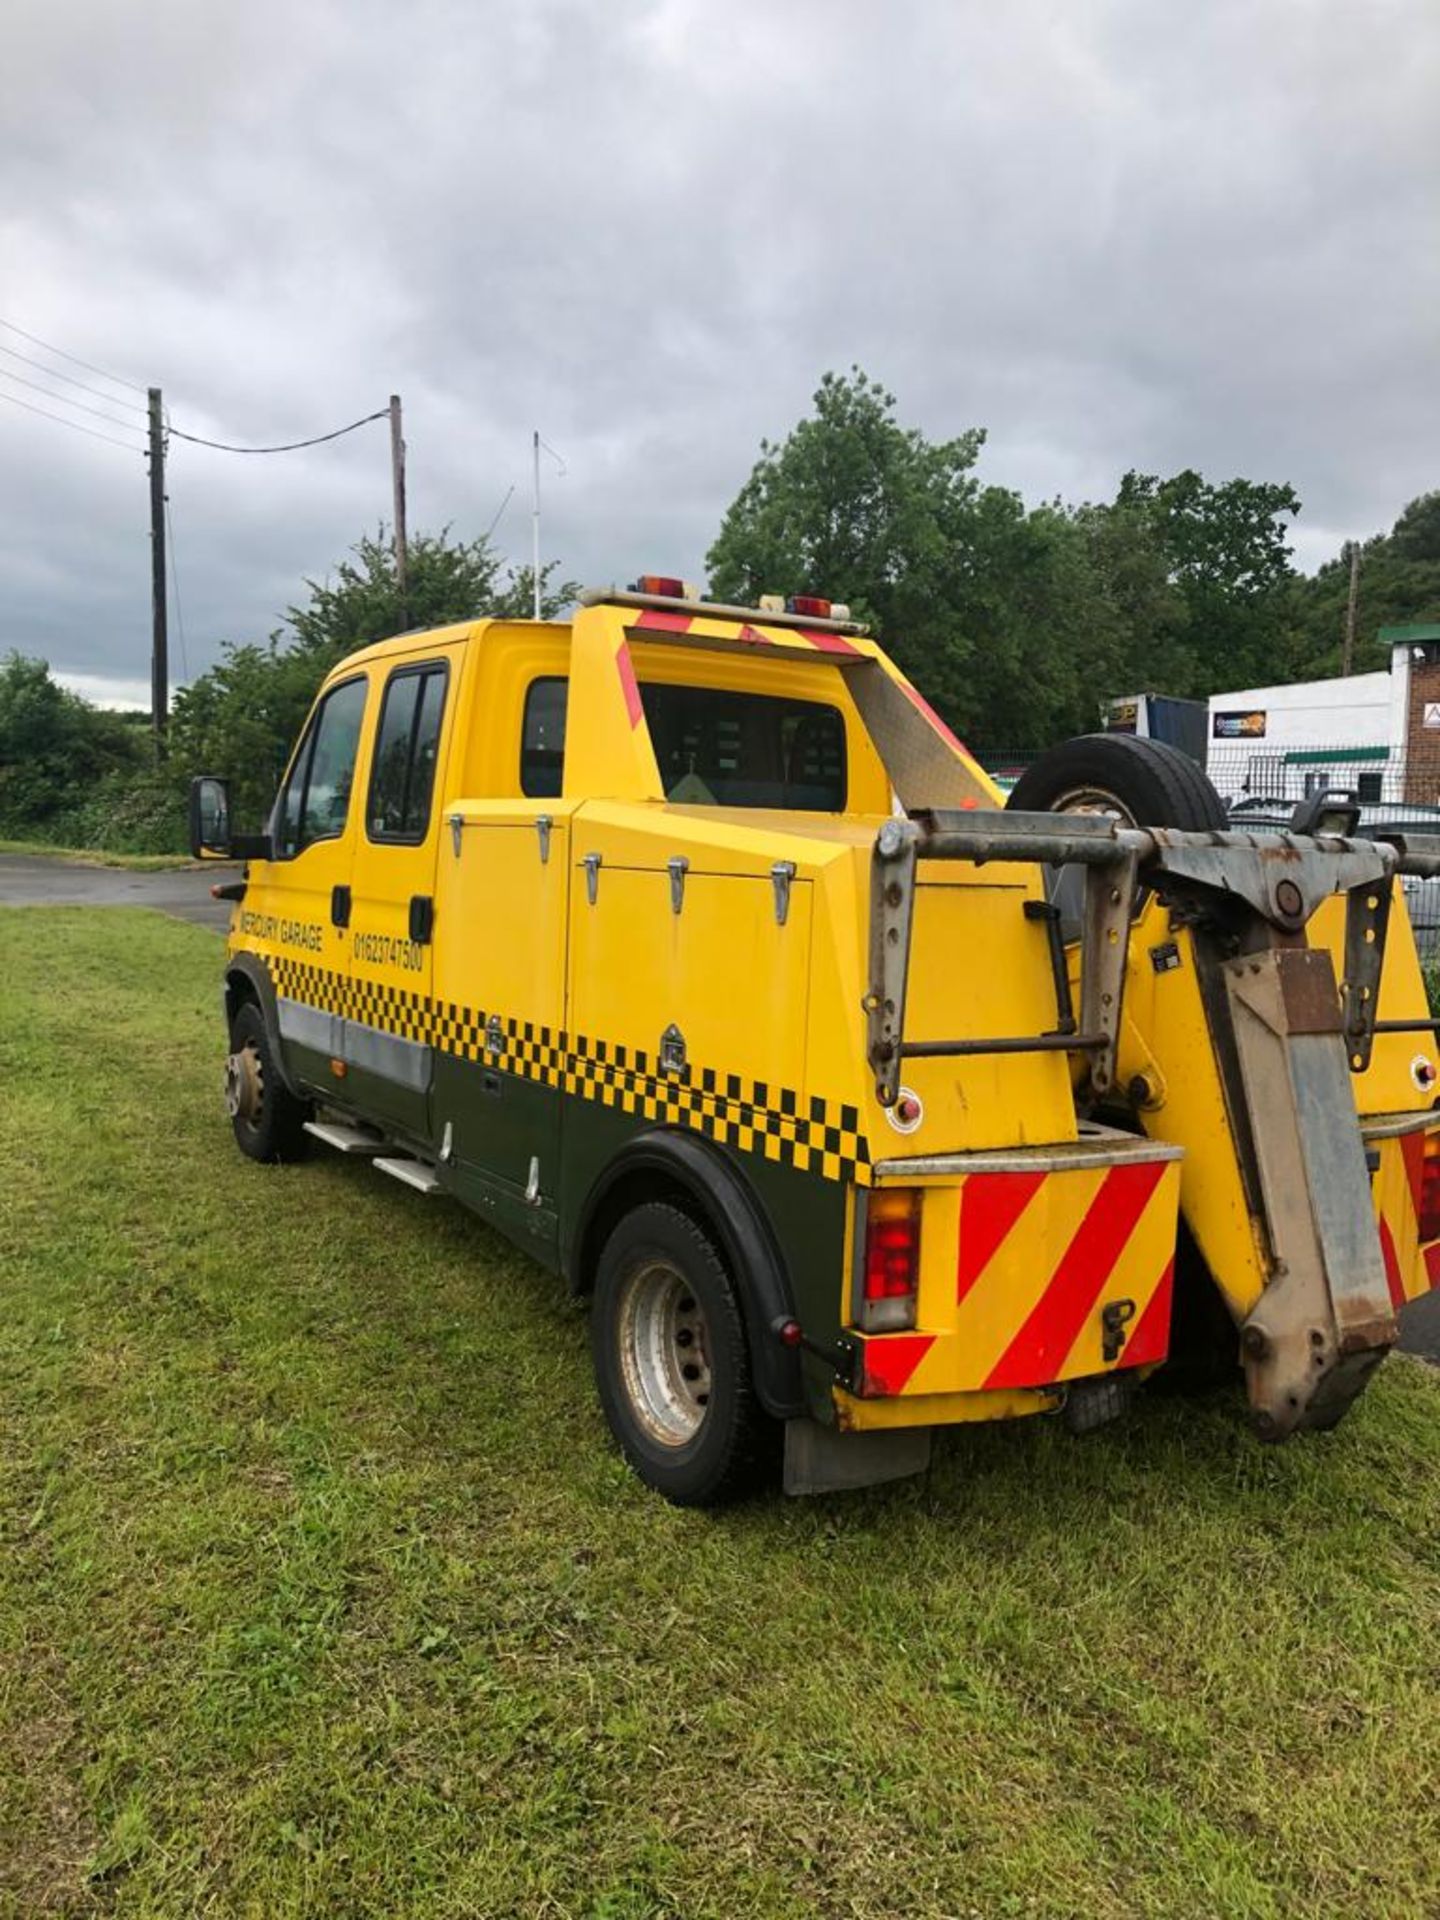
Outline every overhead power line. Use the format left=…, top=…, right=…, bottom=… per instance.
left=0, top=314, right=144, bottom=395
left=0, top=386, right=143, bottom=453
left=167, top=407, right=390, bottom=454
left=0, top=341, right=148, bottom=415
left=0, top=364, right=144, bottom=433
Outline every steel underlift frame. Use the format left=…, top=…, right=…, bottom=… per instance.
left=865, top=812, right=1440, bottom=1439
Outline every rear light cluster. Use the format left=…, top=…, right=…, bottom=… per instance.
left=1420, top=1139, right=1440, bottom=1244
left=858, top=1188, right=922, bottom=1332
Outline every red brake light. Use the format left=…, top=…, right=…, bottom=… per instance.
left=860, top=1189, right=921, bottom=1331
left=633, top=574, right=687, bottom=598
left=1420, top=1142, right=1440, bottom=1244
left=787, top=594, right=832, bottom=618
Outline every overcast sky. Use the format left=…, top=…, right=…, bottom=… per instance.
left=4, top=0, right=1438, bottom=707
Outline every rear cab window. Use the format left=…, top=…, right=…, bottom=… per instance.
left=638, top=682, right=847, bottom=810
left=367, top=662, right=449, bottom=841
left=521, top=677, right=569, bottom=798
left=513, top=670, right=864, bottom=812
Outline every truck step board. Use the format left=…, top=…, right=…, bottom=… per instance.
left=373, top=1155, right=441, bottom=1195
left=304, top=1120, right=386, bottom=1155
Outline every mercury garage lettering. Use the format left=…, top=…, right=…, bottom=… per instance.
left=237, top=909, right=324, bottom=952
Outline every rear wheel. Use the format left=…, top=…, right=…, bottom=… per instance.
left=226, top=999, right=311, bottom=1163
left=590, top=1201, right=774, bottom=1506
left=1007, top=732, right=1226, bottom=831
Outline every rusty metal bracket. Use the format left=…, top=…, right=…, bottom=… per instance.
left=865, top=820, right=920, bottom=1106
left=1079, top=850, right=1139, bottom=1098
left=863, top=811, right=1417, bottom=1106
left=1340, top=877, right=1393, bottom=1071
left=865, top=812, right=1140, bottom=1105
left=1225, top=946, right=1395, bottom=1439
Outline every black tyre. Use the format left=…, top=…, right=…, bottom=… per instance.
left=225, top=999, right=311, bottom=1164
left=590, top=1201, right=774, bottom=1506
left=1007, top=732, right=1227, bottom=831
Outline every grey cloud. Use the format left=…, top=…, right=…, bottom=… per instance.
left=2, top=0, right=1437, bottom=696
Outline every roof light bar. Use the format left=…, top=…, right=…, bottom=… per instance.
left=630, top=574, right=700, bottom=600
left=577, top=584, right=869, bottom=636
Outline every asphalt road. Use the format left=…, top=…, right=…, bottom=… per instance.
left=3, top=852, right=1438, bottom=1362
left=0, top=854, right=234, bottom=932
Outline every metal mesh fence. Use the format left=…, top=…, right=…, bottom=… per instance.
left=970, top=737, right=1440, bottom=959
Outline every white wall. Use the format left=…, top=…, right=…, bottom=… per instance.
left=1206, top=670, right=1394, bottom=803
left=1207, top=671, right=1391, bottom=748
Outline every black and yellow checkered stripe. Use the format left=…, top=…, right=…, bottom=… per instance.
left=266, top=954, right=872, bottom=1184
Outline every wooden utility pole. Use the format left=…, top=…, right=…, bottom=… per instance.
left=1343, top=539, right=1360, bottom=676
left=147, top=387, right=168, bottom=746
left=389, top=394, right=408, bottom=620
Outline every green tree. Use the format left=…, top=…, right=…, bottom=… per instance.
left=1288, top=492, right=1440, bottom=679
left=707, top=370, right=1301, bottom=742
left=286, top=527, right=575, bottom=661
left=706, top=370, right=994, bottom=722
left=171, top=528, right=578, bottom=824
left=1105, top=470, right=1301, bottom=692
left=0, top=653, right=142, bottom=834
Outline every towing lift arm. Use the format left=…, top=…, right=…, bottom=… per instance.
left=867, top=813, right=1430, bottom=1439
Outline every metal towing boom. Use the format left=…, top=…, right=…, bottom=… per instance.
left=868, top=810, right=1440, bottom=1439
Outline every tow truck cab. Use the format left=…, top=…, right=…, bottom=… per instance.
left=195, top=583, right=1440, bottom=1503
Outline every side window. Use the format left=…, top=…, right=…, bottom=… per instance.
left=521, top=677, right=568, bottom=797
left=367, top=663, right=448, bottom=842
left=274, top=676, right=368, bottom=857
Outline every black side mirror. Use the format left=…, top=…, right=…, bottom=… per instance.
left=189, top=775, right=232, bottom=858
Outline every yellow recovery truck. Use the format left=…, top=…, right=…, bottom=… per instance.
left=191, top=580, right=1440, bottom=1503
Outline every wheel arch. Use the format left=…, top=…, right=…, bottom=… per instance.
left=223, top=951, right=303, bottom=1099
left=567, top=1128, right=805, bottom=1420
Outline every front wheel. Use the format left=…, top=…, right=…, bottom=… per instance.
left=226, top=999, right=311, bottom=1163
left=589, top=1201, right=774, bottom=1506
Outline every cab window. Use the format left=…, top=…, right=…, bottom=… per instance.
left=638, top=682, right=847, bottom=810
left=521, top=677, right=568, bottom=797
left=274, top=676, right=368, bottom=858
left=367, top=662, right=448, bottom=841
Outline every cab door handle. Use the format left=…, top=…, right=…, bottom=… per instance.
left=331, top=884, right=351, bottom=928
left=409, top=894, right=434, bottom=945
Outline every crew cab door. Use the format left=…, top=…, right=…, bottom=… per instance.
left=251, top=672, right=371, bottom=1093
left=430, top=666, right=571, bottom=1255
left=343, top=647, right=462, bottom=1141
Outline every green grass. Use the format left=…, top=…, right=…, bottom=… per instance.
left=0, top=841, right=200, bottom=872
left=3, top=909, right=1440, bottom=1919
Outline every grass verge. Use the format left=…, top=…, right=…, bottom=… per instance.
left=0, top=841, right=200, bottom=872
left=2, top=909, right=1440, bottom=1919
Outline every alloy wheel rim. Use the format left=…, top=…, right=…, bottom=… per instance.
left=224, top=1042, right=264, bottom=1124
left=615, top=1258, right=713, bottom=1446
